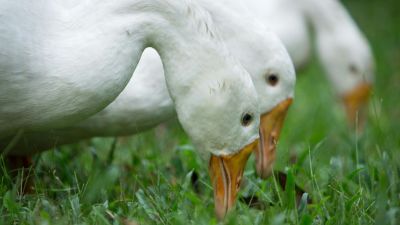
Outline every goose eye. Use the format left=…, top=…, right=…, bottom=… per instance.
left=241, top=113, right=253, bottom=127
left=266, top=73, right=279, bottom=86
left=349, top=64, right=358, bottom=74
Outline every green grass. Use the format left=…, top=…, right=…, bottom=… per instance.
left=1, top=0, right=399, bottom=224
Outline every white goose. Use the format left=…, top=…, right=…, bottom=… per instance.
left=1, top=0, right=296, bottom=218
left=0, top=0, right=261, bottom=217
left=246, top=0, right=374, bottom=126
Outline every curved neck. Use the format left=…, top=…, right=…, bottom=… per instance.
left=128, top=0, right=238, bottom=104
left=199, top=0, right=260, bottom=40
left=197, top=0, right=271, bottom=67
left=108, top=0, right=232, bottom=92
left=301, top=0, right=357, bottom=33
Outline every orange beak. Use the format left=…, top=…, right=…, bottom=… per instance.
left=255, top=98, right=292, bottom=179
left=342, top=83, right=371, bottom=130
left=209, top=140, right=258, bottom=220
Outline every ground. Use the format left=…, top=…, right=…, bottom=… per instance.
left=1, top=0, right=399, bottom=224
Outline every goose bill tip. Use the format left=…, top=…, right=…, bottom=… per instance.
left=208, top=140, right=258, bottom=219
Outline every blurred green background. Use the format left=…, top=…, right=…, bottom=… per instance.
left=1, top=0, right=399, bottom=224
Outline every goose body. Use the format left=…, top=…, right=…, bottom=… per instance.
left=0, top=0, right=264, bottom=216
left=4, top=48, right=174, bottom=148
left=247, top=0, right=374, bottom=124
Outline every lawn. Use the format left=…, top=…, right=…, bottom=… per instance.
left=1, top=0, right=399, bottom=224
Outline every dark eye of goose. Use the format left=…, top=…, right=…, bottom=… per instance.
left=349, top=64, right=358, bottom=74
left=241, top=113, right=253, bottom=127
left=266, top=73, right=279, bottom=86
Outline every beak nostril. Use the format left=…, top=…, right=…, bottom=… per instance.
left=236, top=174, right=242, bottom=190
left=269, top=135, right=277, bottom=147
left=268, top=135, right=277, bottom=154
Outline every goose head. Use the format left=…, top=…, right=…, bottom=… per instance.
left=318, top=32, right=374, bottom=125
left=239, top=31, right=295, bottom=179
left=303, top=0, right=374, bottom=128
left=203, top=0, right=296, bottom=181
left=315, top=23, right=374, bottom=129
left=172, top=62, right=260, bottom=157
left=167, top=53, right=261, bottom=219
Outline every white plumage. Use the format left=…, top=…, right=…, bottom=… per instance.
left=247, top=0, right=374, bottom=124
left=1, top=0, right=296, bottom=180
left=0, top=0, right=261, bottom=157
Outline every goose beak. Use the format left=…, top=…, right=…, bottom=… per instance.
left=209, top=140, right=258, bottom=220
left=256, top=98, right=292, bottom=179
left=342, top=83, right=371, bottom=129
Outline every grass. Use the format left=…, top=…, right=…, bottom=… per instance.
left=1, top=0, right=399, bottom=224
